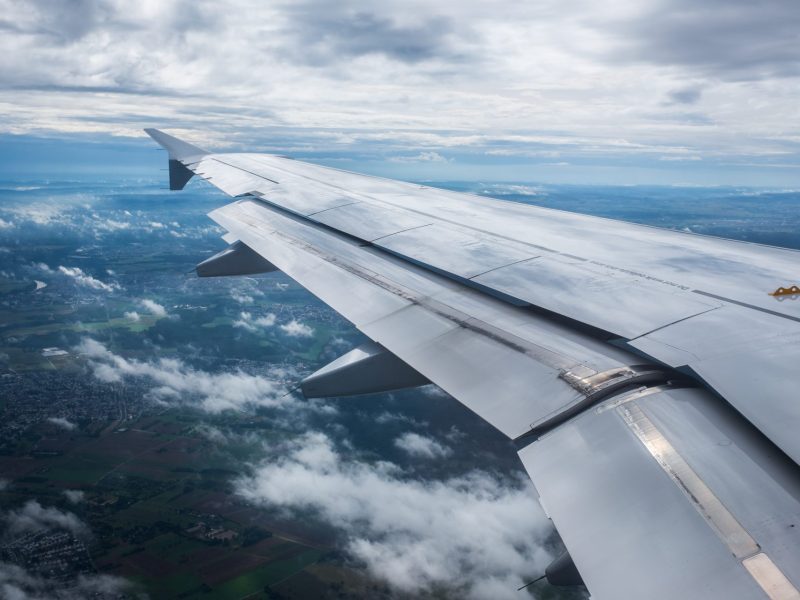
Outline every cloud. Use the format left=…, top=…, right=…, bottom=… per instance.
left=0, top=479, right=9, bottom=491
left=374, top=411, right=428, bottom=428
left=658, top=155, right=702, bottom=162
left=230, top=291, right=254, bottom=304
left=394, top=432, right=452, bottom=459
left=0, top=500, right=134, bottom=599
left=139, top=298, right=167, bottom=317
left=236, top=432, right=552, bottom=598
left=1, top=0, right=115, bottom=45
left=5, top=203, right=72, bottom=227
left=62, top=490, right=85, bottom=504
left=94, top=218, right=130, bottom=231
left=0, top=0, right=798, bottom=185
left=390, top=151, right=451, bottom=163
left=0, top=217, right=13, bottom=229
left=279, top=319, right=314, bottom=338
left=76, top=338, right=288, bottom=413
left=46, top=417, right=76, bottom=431
left=608, top=0, right=800, bottom=80
left=57, top=266, right=120, bottom=292
left=478, top=184, right=546, bottom=197
left=420, top=385, right=450, bottom=399
left=665, top=85, right=703, bottom=105
left=0, top=564, right=136, bottom=600
left=233, top=311, right=277, bottom=331
left=280, top=5, right=473, bottom=66
left=4, top=501, right=88, bottom=539
left=124, top=311, right=141, bottom=321
left=0, top=562, right=135, bottom=600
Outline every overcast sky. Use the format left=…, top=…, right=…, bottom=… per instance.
left=1, top=0, right=799, bottom=185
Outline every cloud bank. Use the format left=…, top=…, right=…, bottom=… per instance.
left=0, top=0, right=798, bottom=184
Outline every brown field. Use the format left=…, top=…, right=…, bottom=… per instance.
left=126, top=552, right=180, bottom=578
left=199, top=552, right=269, bottom=586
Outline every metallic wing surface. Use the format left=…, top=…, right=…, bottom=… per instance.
left=146, top=129, right=800, bottom=599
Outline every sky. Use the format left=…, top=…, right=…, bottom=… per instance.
left=1, top=0, right=799, bottom=185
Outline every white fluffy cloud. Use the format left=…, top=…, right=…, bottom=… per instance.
left=58, top=266, right=120, bottom=292
left=279, top=319, right=314, bottom=338
left=76, top=338, right=288, bottom=413
left=230, top=291, right=254, bottom=304
left=236, top=432, right=552, bottom=598
left=62, top=490, right=85, bottom=505
left=46, top=417, right=76, bottom=431
left=394, top=432, right=452, bottom=459
left=390, top=151, right=451, bottom=163
left=233, top=311, right=277, bottom=331
left=4, top=501, right=88, bottom=539
left=139, top=298, right=168, bottom=317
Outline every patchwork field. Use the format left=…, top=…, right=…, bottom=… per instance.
left=1, top=411, right=340, bottom=599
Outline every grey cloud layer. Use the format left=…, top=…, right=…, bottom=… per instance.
left=0, top=0, right=798, bottom=181
left=611, top=0, right=800, bottom=80
left=282, top=4, right=471, bottom=66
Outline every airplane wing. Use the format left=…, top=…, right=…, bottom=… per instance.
left=146, top=128, right=800, bottom=599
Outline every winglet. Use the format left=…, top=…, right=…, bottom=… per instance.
left=145, top=129, right=209, bottom=190
left=144, top=128, right=209, bottom=162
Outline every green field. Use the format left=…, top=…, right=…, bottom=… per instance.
left=208, top=549, right=328, bottom=600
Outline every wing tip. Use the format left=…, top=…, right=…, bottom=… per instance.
left=144, top=128, right=209, bottom=161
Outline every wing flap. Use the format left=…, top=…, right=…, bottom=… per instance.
left=519, top=385, right=800, bottom=600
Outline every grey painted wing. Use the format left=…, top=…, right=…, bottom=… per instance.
left=145, top=129, right=800, bottom=599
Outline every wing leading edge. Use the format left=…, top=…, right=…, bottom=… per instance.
left=145, top=129, right=800, bottom=599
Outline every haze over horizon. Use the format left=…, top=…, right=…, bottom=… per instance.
left=1, top=0, right=799, bottom=186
